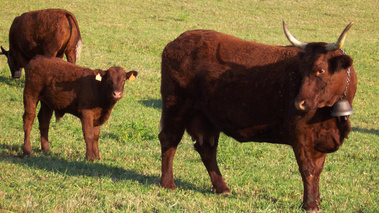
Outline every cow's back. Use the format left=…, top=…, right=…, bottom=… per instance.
left=25, top=56, right=94, bottom=113
left=161, top=30, right=304, bottom=143
left=9, top=9, right=82, bottom=67
left=162, top=30, right=301, bottom=90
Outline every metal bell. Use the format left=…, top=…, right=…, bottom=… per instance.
left=331, top=99, right=354, bottom=117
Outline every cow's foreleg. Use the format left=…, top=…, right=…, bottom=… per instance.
left=194, top=134, right=230, bottom=194
left=293, top=144, right=326, bottom=211
left=81, top=113, right=95, bottom=161
left=38, top=102, right=53, bottom=153
left=92, top=126, right=101, bottom=160
left=23, top=95, right=38, bottom=156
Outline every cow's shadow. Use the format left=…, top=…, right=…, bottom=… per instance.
left=139, top=98, right=161, bottom=110
left=0, top=143, right=211, bottom=194
left=352, top=126, right=379, bottom=137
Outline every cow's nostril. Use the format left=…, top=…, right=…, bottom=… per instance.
left=295, top=100, right=306, bottom=111
left=113, top=91, right=122, bottom=99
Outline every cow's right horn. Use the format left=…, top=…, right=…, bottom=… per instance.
left=283, top=21, right=308, bottom=49
left=325, top=22, right=354, bottom=52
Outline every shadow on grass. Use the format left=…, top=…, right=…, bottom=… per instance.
left=139, top=98, right=161, bottom=110
left=352, top=127, right=379, bottom=137
left=0, top=143, right=212, bottom=194
left=0, top=75, right=25, bottom=88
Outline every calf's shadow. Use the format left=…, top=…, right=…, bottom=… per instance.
left=0, top=143, right=211, bottom=194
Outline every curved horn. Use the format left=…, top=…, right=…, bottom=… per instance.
left=325, top=22, right=354, bottom=52
left=283, top=21, right=307, bottom=49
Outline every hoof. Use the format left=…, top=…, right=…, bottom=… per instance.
left=86, top=156, right=95, bottom=162
left=22, top=151, right=32, bottom=157
left=21, top=153, right=31, bottom=159
left=214, top=186, right=231, bottom=194
left=302, top=203, right=321, bottom=213
left=22, top=147, right=32, bottom=156
left=160, top=181, right=177, bottom=190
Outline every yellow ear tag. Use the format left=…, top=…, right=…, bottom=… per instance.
left=95, top=73, right=102, bottom=81
left=128, top=74, right=136, bottom=81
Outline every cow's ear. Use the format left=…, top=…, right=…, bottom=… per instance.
left=95, top=70, right=107, bottom=82
left=126, top=70, right=138, bottom=81
left=1, top=46, right=9, bottom=55
left=329, top=55, right=353, bottom=73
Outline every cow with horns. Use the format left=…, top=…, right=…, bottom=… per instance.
left=158, top=21, right=357, bottom=211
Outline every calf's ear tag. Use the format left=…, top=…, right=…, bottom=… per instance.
left=128, top=74, right=135, bottom=81
left=95, top=73, right=102, bottom=81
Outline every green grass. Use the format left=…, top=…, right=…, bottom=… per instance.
left=0, top=0, right=378, bottom=212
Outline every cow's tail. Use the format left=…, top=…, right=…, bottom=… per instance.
left=75, top=37, right=83, bottom=60
left=66, top=12, right=82, bottom=61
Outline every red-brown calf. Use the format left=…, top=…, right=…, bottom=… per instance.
left=23, top=56, right=137, bottom=161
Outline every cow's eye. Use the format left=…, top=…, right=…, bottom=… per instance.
left=317, top=69, right=325, bottom=75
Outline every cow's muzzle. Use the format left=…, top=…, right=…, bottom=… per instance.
left=12, top=70, right=21, bottom=79
left=295, top=99, right=306, bottom=111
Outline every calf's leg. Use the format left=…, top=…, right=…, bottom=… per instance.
left=81, top=113, right=95, bottom=161
left=293, top=144, right=326, bottom=211
left=38, top=102, right=53, bottom=153
left=92, top=126, right=101, bottom=160
left=194, top=134, right=230, bottom=194
left=23, top=95, right=38, bottom=156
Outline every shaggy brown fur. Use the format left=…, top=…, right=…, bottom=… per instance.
left=1, top=9, right=82, bottom=79
left=159, top=29, right=357, bottom=211
left=23, top=56, right=138, bottom=161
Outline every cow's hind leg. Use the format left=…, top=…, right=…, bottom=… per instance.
left=186, top=113, right=230, bottom=193
left=158, top=100, right=190, bottom=190
left=38, top=102, right=53, bottom=153
left=158, top=118, right=185, bottom=189
left=194, top=133, right=230, bottom=194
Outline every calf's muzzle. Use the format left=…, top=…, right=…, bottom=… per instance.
left=112, top=91, right=123, bottom=99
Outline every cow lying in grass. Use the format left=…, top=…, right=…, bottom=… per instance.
left=23, top=56, right=138, bottom=161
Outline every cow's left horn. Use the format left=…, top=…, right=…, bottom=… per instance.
left=325, top=22, right=354, bottom=52
left=283, top=21, right=308, bottom=49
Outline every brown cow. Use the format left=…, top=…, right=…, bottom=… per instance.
left=23, top=56, right=138, bottom=161
left=158, top=22, right=357, bottom=211
left=1, top=9, right=82, bottom=79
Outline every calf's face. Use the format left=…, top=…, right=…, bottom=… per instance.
left=101, top=67, right=138, bottom=101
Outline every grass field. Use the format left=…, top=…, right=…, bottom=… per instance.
left=0, top=0, right=378, bottom=212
